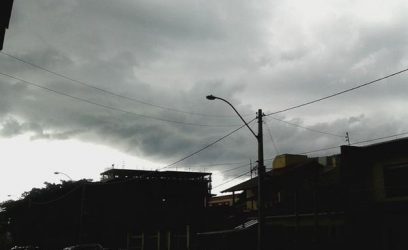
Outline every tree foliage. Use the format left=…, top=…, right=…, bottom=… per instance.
left=0, top=180, right=89, bottom=248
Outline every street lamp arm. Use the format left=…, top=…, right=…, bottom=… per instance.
left=206, top=95, right=258, bottom=139
left=54, top=171, right=73, bottom=181
left=206, top=94, right=265, bottom=250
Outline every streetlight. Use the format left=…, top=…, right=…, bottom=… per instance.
left=54, top=171, right=73, bottom=181
left=206, top=94, right=265, bottom=250
left=54, top=171, right=83, bottom=243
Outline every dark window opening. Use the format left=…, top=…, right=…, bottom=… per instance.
left=383, top=162, right=408, bottom=198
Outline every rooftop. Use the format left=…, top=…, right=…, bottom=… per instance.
left=222, top=159, right=322, bottom=193
left=100, top=168, right=212, bottom=182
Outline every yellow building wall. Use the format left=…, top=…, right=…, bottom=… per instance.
left=273, top=154, right=308, bottom=169
left=246, top=189, right=257, bottom=210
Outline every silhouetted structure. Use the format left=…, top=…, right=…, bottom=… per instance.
left=208, top=194, right=236, bottom=207
left=0, top=0, right=14, bottom=50
left=196, top=137, right=408, bottom=250
left=6, top=169, right=212, bottom=250
left=4, top=138, right=408, bottom=249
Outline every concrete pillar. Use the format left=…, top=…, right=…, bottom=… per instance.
left=157, top=231, right=161, bottom=250
left=186, top=225, right=190, bottom=250
left=141, top=232, right=145, bottom=250
left=167, top=231, right=171, bottom=250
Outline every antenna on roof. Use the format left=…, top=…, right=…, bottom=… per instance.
left=250, top=159, right=253, bottom=178
left=345, top=132, right=351, bottom=145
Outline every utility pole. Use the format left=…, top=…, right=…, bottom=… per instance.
left=206, top=95, right=266, bottom=250
left=257, top=109, right=265, bottom=250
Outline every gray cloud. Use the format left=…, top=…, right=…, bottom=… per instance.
left=0, top=116, right=82, bottom=140
left=1, top=0, right=408, bottom=185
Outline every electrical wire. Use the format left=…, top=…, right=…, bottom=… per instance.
left=30, top=133, right=408, bottom=204
left=265, top=68, right=408, bottom=116
left=0, top=51, right=242, bottom=118
left=191, top=161, right=248, bottom=168
left=216, top=158, right=274, bottom=175
left=159, top=118, right=256, bottom=170
left=264, top=120, right=280, bottom=155
left=212, top=170, right=251, bottom=189
left=220, top=162, right=251, bottom=174
left=29, top=124, right=254, bottom=204
left=0, top=71, right=241, bottom=127
left=215, top=132, right=408, bottom=191
left=350, top=132, right=408, bottom=146
left=5, top=55, right=407, bottom=199
left=267, top=116, right=343, bottom=138
left=298, top=131, right=408, bottom=155
left=19, top=119, right=256, bottom=205
left=298, top=145, right=342, bottom=155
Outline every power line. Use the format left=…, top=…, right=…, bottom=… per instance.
left=31, top=146, right=253, bottom=205
left=0, top=51, right=243, bottom=118
left=4, top=55, right=407, bottom=197
left=216, top=132, right=408, bottom=190
left=159, top=118, right=256, bottom=170
left=34, top=167, right=250, bottom=205
left=192, top=161, right=248, bottom=168
left=267, top=116, right=343, bottom=137
left=298, top=145, right=341, bottom=155
left=212, top=170, right=251, bottom=189
left=264, top=120, right=280, bottom=155
left=265, top=68, right=408, bottom=116
left=350, top=132, right=408, bottom=146
left=298, top=131, right=408, bottom=155
left=198, top=158, right=273, bottom=175
left=33, top=132, right=408, bottom=204
left=0, top=71, right=241, bottom=127
left=221, top=162, right=251, bottom=174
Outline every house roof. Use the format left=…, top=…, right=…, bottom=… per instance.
left=100, top=168, right=211, bottom=180
left=221, top=177, right=257, bottom=193
left=222, top=159, right=322, bottom=193
left=221, top=137, right=408, bottom=193
left=361, top=136, right=408, bottom=148
left=340, top=136, right=408, bottom=159
left=209, top=194, right=234, bottom=201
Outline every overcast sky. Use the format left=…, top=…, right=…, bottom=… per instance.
left=1, top=0, right=408, bottom=201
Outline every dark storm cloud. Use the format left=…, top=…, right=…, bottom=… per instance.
left=0, top=116, right=82, bottom=140
left=1, top=0, right=408, bottom=180
left=239, top=4, right=408, bottom=114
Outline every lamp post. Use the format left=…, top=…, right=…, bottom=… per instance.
left=54, top=171, right=73, bottom=181
left=206, top=95, right=265, bottom=250
left=54, top=171, right=84, bottom=243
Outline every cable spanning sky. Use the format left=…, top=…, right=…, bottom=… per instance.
left=1, top=0, right=408, bottom=201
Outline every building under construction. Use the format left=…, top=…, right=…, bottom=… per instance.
left=9, top=169, right=212, bottom=250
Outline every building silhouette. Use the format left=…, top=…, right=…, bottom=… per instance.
left=197, top=137, right=408, bottom=250
left=4, top=137, right=408, bottom=249
left=0, top=0, right=14, bottom=50
left=7, top=169, right=212, bottom=250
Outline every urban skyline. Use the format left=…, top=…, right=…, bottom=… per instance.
left=1, top=0, right=408, bottom=202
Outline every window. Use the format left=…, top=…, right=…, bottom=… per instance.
left=383, top=162, right=408, bottom=198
